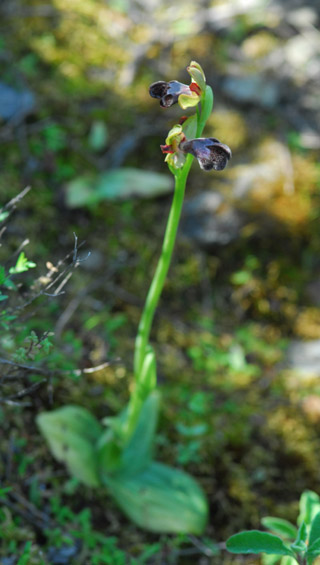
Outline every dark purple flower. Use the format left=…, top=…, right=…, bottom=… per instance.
left=149, top=80, right=198, bottom=108
left=179, top=137, right=232, bottom=171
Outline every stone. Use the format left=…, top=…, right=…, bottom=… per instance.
left=222, top=75, right=280, bottom=108
left=0, top=82, right=35, bottom=122
left=181, top=191, right=242, bottom=247
left=286, top=339, right=320, bottom=376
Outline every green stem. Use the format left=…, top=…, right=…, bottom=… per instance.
left=133, top=154, right=193, bottom=377
left=133, top=85, right=213, bottom=379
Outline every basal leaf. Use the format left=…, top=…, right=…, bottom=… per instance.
left=88, top=120, right=109, bottom=151
left=226, top=531, right=294, bottom=556
left=120, top=392, right=160, bottom=475
left=37, top=406, right=102, bottom=487
left=105, top=461, right=208, bottom=534
left=65, top=175, right=100, bottom=208
left=66, top=169, right=173, bottom=207
left=97, top=392, right=160, bottom=477
left=96, top=168, right=173, bottom=200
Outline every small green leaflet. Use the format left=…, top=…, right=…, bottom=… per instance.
left=261, top=517, right=297, bottom=540
left=226, top=531, right=294, bottom=556
left=298, top=491, right=320, bottom=526
left=9, top=252, right=36, bottom=274
left=309, top=512, right=320, bottom=548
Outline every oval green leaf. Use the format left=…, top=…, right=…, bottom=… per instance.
left=309, top=511, right=320, bottom=548
left=37, top=406, right=102, bottom=487
left=104, top=461, right=208, bottom=534
left=66, top=168, right=173, bottom=207
left=226, top=531, right=294, bottom=556
left=261, top=517, right=297, bottom=540
left=96, top=168, right=173, bottom=200
left=307, top=537, right=320, bottom=557
left=298, top=491, right=320, bottom=526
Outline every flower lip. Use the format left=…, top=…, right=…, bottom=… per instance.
left=149, top=81, right=168, bottom=99
left=149, top=80, right=196, bottom=108
left=180, top=137, right=232, bottom=171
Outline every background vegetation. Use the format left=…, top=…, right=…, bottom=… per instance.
left=0, top=0, right=320, bottom=563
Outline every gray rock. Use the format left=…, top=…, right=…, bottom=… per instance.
left=0, top=82, right=35, bottom=121
left=181, top=191, right=242, bottom=247
left=222, top=75, right=280, bottom=108
left=286, top=340, right=320, bottom=375
left=306, top=278, right=320, bottom=306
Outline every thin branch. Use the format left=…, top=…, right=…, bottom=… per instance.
left=0, top=357, right=46, bottom=374
left=0, top=186, right=31, bottom=215
left=0, top=379, right=47, bottom=403
left=13, top=237, right=86, bottom=313
left=72, top=361, right=113, bottom=376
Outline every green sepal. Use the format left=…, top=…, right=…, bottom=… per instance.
left=165, top=124, right=183, bottom=145
left=261, top=517, right=297, bottom=540
left=37, top=406, right=102, bottom=487
left=163, top=124, right=186, bottom=170
left=187, top=61, right=206, bottom=92
left=165, top=151, right=186, bottom=169
left=104, top=461, right=208, bottom=534
left=226, top=531, right=294, bottom=557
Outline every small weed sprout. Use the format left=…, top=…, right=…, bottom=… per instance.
left=37, top=61, right=231, bottom=533
left=226, top=490, right=320, bottom=565
left=0, top=191, right=85, bottom=405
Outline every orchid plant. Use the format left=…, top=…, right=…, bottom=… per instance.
left=37, top=62, right=231, bottom=534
